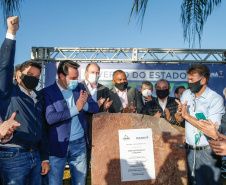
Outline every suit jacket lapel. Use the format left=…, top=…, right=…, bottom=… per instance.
left=112, top=87, right=123, bottom=111
left=81, top=80, right=91, bottom=95
left=127, top=87, right=133, bottom=107
left=72, top=84, right=82, bottom=105
left=52, top=82, right=65, bottom=101
left=97, top=83, right=102, bottom=101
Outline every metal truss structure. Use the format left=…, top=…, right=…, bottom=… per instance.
left=31, top=47, right=226, bottom=88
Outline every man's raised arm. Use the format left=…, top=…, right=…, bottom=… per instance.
left=0, top=16, right=19, bottom=97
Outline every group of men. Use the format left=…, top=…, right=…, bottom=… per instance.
left=1, top=16, right=226, bottom=185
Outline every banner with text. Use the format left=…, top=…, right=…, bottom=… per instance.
left=45, top=63, right=226, bottom=97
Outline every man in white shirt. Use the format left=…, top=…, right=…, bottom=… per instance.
left=175, top=64, right=225, bottom=185
left=81, top=63, right=113, bottom=168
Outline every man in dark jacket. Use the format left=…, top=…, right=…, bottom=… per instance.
left=143, top=79, right=181, bottom=126
left=0, top=16, right=49, bottom=185
left=108, top=70, right=143, bottom=113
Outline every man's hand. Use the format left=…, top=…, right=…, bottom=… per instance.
left=175, top=99, right=185, bottom=123
left=181, top=101, right=189, bottom=119
left=165, top=108, right=171, bottom=121
left=154, top=111, right=161, bottom=118
left=97, top=97, right=105, bottom=107
left=122, top=104, right=130, bottom=113
left=208, top=133, right=226, bottom=156
left=197, top=119, right=218, bottom=140
left=175, top=112, right=184, bottom=123
left=103, top=98, right=113, bottom=111
left=0, top=112, right=20, bottom=139
left=128, top=102, right=136, bottom=113
left=145, top=95, right=152, bottom=103
left=76, top=90, right=88, bottom=111
left=7, top=16, right=19, bottom=35
left=122, top=102, right=136, bottom=113
left=175, top=99, right=182, bottom=113
left=41, top=162, right=50, bottom=175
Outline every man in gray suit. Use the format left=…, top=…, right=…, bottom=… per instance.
left=108, top=70, right=143, bottom=113
left=81, top=63, right=113, bottom=168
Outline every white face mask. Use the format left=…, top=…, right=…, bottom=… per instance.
left=88, top=73, right=100, bottom=84
left=142, top=89, right=152, bottom=97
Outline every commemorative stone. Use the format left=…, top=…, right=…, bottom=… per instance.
left=91, top=113, right=187, bottom=185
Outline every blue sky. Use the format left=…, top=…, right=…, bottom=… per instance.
left=0, top=0, right=225, bottom=65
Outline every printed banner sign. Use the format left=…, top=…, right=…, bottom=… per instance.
left=118, top=128, right=155, bottom=182
left=45, top=62, right=226, bottom=98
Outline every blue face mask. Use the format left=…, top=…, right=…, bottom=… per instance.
left=67, top=80, right=78, bottom=90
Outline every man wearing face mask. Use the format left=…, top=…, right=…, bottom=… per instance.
left=108, top=70, right=143, bottom=113
left=140, top=81, right=155, bottom=105
left=143, top=79, right=181, bottom=126
left=41, top=60, right=99, bottom=185
left=174, top=86, right=185, bottom=99
left=175, top=64, right=224, bottom=185
left=81, top=63, right=113, bottom=168
left=0, top=16, right=50, bottom=184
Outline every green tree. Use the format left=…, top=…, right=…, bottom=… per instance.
left=130, top=0, right=222, bottom=47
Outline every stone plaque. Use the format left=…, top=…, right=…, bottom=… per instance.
left=91, top=113, right=187, bottom=185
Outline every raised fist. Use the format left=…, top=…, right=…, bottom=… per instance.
left=7, top=16, right=19, bottom=35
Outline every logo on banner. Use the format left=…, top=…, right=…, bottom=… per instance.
left=210, top=71, right=224, bottom=78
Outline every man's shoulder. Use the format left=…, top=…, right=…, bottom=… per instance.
left=206, top=87, right=223, bottom=101
left=167, top=97, right=179, bottom=107
left=168, top=96, right=179, bottom=101
left=182, top=89, right=191, bottom=96
left=97, top=83, right=109, bottom=90
left=80, top=80, right=86, bottom=85
left=128, top=86, right=136, bottom=90
left=41, top=82, right=57, bottom=93
left=127, top=86, right=138, bottom=93
left=78, top=82, right=85, bottom=89
left=146, top=97, right=158, bottom=105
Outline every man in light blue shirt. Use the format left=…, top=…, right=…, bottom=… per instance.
left=175, top=64, right=225, bottom=185
left=42, top=60, right=99, bottom=185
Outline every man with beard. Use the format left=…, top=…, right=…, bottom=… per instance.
left=42, top=60, right=99, bottom=185
left=108, top=70, right=143, bottom=113
left=0, top=16, right=49, bottom=184
left=143, top=79, right=181, bottom=126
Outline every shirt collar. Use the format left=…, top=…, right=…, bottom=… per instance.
left=85, top=79, right=98, bottom=89
left=189, top=86, right=210, bottom=99
left=18, top=84, right=37, bottom=99
left=115, top=86, right=127, bottom=93
left=57, top=79, right=67, bottom=92
left=158, top=97, right=168, bottom=104
left=200, top=86, right=210, bottom=99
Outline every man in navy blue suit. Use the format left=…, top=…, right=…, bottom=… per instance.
left=42, top=60, right=99, bottom=185
left=0, top=16, right=49, bottom=185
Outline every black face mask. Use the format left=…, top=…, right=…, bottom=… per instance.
left=20, top=74, right=39, bottom=90
left=188, top=78, right=203, bottom=93
left=156, top=89, right=170, bottom=99
left=115, top=82, right=128, bottom=91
